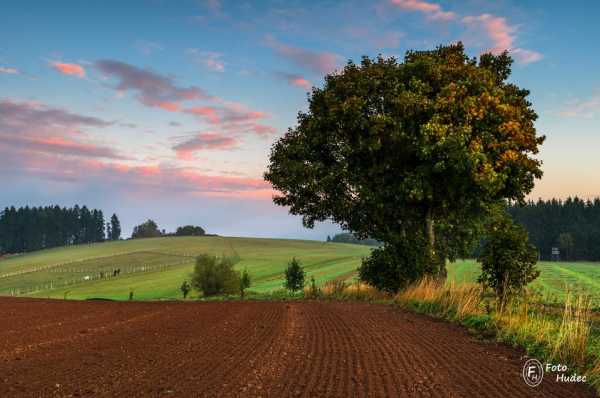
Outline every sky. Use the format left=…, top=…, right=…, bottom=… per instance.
left=1, top=0, right=599, bottom=240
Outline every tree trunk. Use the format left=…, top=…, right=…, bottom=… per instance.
left=424, top=205, right=447, bottom=280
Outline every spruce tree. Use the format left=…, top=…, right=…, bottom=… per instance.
left=110, top=214, right=121, bottom=240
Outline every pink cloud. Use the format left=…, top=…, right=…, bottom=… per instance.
left=185, top=106, right=221, bottom=124
left=391, top=0, right=457, bottom=21
left=0, top=67, right=19, bottom=74
left=96, top=59, right=212, bottom=107
left=274, top=71, right=312, bottom=88
left=49, top=61, right=85, bottom=78
left=0, top=99, right=125, bottom=162
left=290, top=77, right=311, bottom=87
left=220, top=123, right=278, bottom=139
left=172, top=132, right=240, bottom=159
left=511, top=48, right=543, bottom=65
left=461, top=14, right=514, bottom=53
left=555, top=91, right=600, bottom=118
left=461, top=14, right=542, bottom=65
left=0, top=133, right=126, bottom=159
left=0, top=99, right=111, bottom=132
left=0, top=98, right=274, bottom=200
left=266, top=35, right=343, bottom=75
left=390, top=0, right=542, bottom=65
left=184, top=106, right=269, bottom=126
left=0, top=148, right=272, bottom=198
left=159, top=102, right=182, bottom=111
left=96, top=60, right=277, bottom=134
left=187, top=49, right=225, bottom=72
left=390, top=1, right=541, bottom=65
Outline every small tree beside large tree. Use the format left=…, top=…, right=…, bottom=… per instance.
left=478, top=214, right=540, bottom=299
left=264, top=43, right=545, bottom=290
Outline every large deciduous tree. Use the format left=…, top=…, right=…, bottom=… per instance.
left=264, top=43, right=544, bottom=287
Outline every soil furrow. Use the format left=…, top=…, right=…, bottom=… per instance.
left=0, top=298, right=595, bottom=398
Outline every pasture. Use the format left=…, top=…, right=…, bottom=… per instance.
left=448, top=259, right=600, bottom=302
left=2, top=237, right=599, bottom=302
left=0, top=236, right=371, bottom=300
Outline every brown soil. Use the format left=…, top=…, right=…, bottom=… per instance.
left=0, top=298, right=595, bottom=397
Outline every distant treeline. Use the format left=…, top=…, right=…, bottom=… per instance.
left=327, top=233, right=382, bottom=247
left=507, top=197, right=600, bottom=261
left=176, top=225, right=205, bottom=236
left=130, top=220, right=206, bottom=239
left=0, top=205, right=121, bottom=255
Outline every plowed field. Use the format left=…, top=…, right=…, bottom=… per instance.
left=0, top=298, right=594, bottom=397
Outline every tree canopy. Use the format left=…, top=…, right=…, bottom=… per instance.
left=478, top=213, right=540, bottom=299
left=264, top=43, right=544, bottom=284
left=284, top=257, right=306, bottom=294
left=190, top=254, right=240, bottom=296
left=131, top=219, right=162, bottom=239
left=176, top=225, right=206, bottom=236
left=109, top=213, right=122, bottom=240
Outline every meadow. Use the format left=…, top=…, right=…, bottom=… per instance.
left=2, top=236, right=599, bottom=302
left=0, top=236, right=371, bottom=300
left=448, top=259, right=600, bottom=303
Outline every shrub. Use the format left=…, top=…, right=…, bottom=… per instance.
left=190, top=254, right=240, bottom=296
left=240, top=267, right=252, bottom=298
left=477, top=214, right=540, bottom=299
left=358, top=236, right=439, bottom=293
left=284, top=257, right=305, bottom=294
left=181, top=279, right=191, bottom=299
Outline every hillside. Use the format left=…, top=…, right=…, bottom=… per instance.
left=0, top=236, right=372, bottom=300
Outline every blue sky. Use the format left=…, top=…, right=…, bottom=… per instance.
left=1, top=0, right=599, bottom=239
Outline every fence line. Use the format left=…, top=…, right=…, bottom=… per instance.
left=0, top=250, right=197, bottom=280
left=1, top=258, right=196, bottom=297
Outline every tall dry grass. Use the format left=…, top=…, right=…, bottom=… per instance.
left=302, top=280, right=392, bottom=301
left=394, top=277, right=483, bottom=320
left=392, top=276, right=599, bottom=389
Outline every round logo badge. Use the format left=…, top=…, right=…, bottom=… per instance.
left=523, top=359, right=544, bottom=387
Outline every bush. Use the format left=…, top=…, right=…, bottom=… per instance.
left=477, top=214, right=540, bottom=299
left=190, top=254, right=240, bottom=296
left=240, top=267, right=252, bottom=298
left=284, top=257, right=305, bottom=294
left=181, top=280, right=191, bottom=299
left=358, top=236, right=439, bottom=293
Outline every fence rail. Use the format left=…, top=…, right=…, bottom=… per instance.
left=0, top=250, right=197, bottom=279
left=1, top=257, right=196, bottom=297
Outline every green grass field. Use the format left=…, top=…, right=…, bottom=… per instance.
left=448, top=259, right=600, bottom=302
left=2, top=236, right=599, bottom=302
left=0, top=236, right=372, bottom=300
